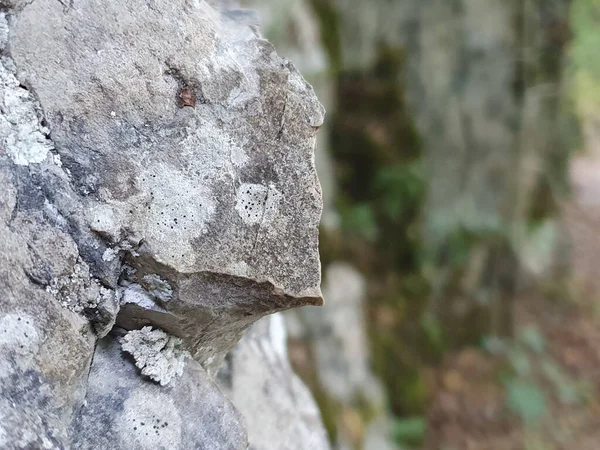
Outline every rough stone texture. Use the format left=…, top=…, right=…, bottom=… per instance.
left=0, top=40, right=97, bottom=445
left=218, top=314, right=331, bottom=450
left=70, top=333, right=247, bottom=450
left=8, top=0, right=324, bottom=366
left=254, top=0, right=337, bottom=228
left=0, top=0, right=327, bottom=448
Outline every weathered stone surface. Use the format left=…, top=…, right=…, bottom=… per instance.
left=70, top=332, right=247, bottom=450
left=254, top=0, right=337, bottom=228
left=7, top=0, right=323, bottom=366
left=0, top=155, right=96, bottom=448
left=218, top=314, right=331, bottom=450
left=0, top=0, right=326, bottom=448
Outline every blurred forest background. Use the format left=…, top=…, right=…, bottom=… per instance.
left=249, top=0, right=600, bottom=449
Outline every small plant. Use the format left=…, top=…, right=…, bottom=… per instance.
left=486, top=325, right=589, bottom=426
left=390, top=416, right=427, bottom=448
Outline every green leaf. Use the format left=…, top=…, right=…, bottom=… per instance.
left=506, top=380, right=547, bottom=423
left=508, top=348, right=532, bottom=376
left=518, top=326, right=546, bottom=354
left=391, top=416, right=427, bottom=445
left=421, top=313, right=443, bottom=349
left=373, top=161, right=424, bottom=221
left=341, top=203, right=378, bottom=241
left=541, top=360, right=580, bottom=405
left=482, top=336, right=507, bottom=355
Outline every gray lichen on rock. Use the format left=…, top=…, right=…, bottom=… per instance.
left=46, top=259, right=106, bottom=312
left=121, top=326, right=186, bottom=386
left=0, top=14, right=53, bottom=167
left=141, top=274, right=173, bottom=303
left=7, top=0, right=325, bottom=368
left=0, top=0, right=327, bottom=448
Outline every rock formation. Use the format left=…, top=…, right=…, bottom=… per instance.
left=0, top=0, right=328, bottom=448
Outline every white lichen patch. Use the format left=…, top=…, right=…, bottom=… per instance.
left=119, top=283, right=160, bottom=310
left=46, top=260, right=109, bottom=313
left=120, top=326, right=186, bottom=386
left=235, top=183, right=282, bottom=226
left=102, top=247, right=118, bottom=262
left=0, top=50, right=53, bottom=165
left=226, top=261, right=249, bottom=277
left=88, top=204, right=124, bottom=239
left=141, top=274, right=173, bottom=303
left=0, top=313, right=41, bottom=377
left=139, top=166, right=216, bottom=268
left=180, top=117, right=248, bottom=170
left=263, top=184, right=283, bottom=222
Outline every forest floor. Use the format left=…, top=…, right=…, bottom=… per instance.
left=425, top=125, right=600, bottom=450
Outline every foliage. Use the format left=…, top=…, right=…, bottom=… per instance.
left=486, top=325, right=590, bottom=426
left=390, top=416, right=427, bottom=447
left=570, top=0, right=600, bottom=115
left=505, top=380, right=547, bottom=423
left=312, top=0, right=582, bottom=442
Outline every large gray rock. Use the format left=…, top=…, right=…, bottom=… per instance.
left=218, top=314, right=331, bottom=450
left=70, top=333, right=247, bottom=450
left=10, top=0, right=323, bottom=366
left=0, top=0, right=325, bottom=448
left=0, top=95, right=96, bottom=448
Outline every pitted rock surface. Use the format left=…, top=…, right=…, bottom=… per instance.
left=0, top=0, right=325, bottom=448
left=6, top=0, right=323, bottom=365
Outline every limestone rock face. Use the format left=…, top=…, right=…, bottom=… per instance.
left=218, top=314, right=331, bottom=450
left=0, top=0, right=325, bottom=448
left=9, top=0, right=323, bottom=366
left=70, top=334, right=247, bottom=450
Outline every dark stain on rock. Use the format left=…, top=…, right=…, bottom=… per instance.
left=178, top=86, right=197, bottom=108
